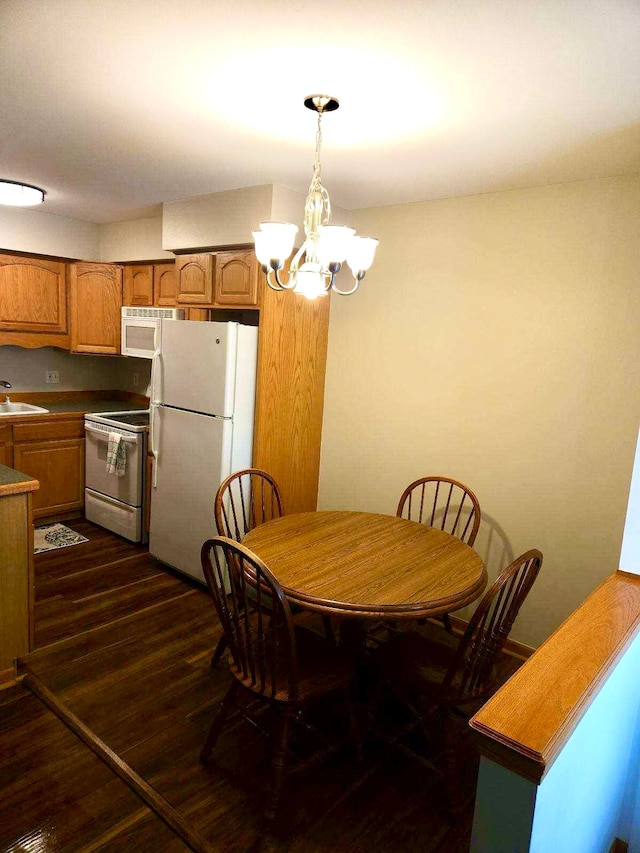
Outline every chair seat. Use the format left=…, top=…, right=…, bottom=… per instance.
left=230, top=625, right=353, bottom=703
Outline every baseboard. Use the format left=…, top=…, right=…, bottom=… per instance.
left=447, top=614, right=535, bottom=660
left=0, top=665, right=17, bottom=691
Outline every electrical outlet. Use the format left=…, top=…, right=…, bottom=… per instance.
left=132, top=372, right=139, bottom=387
left=45, top=370, right=59, bottom=384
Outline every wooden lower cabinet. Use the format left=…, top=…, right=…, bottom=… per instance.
left=0, top=487, right=35, bottom=686
left=13, top=439, right=85, bottom=519
left=0, top=424, right=13, bottom=468
left=12, top=417, right=85, bottom=519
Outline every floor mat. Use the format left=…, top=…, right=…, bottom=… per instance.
left=34, top=523, right=89, bottom=554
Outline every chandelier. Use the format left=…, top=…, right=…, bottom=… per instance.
left=253, top=95, right=378, bottom=299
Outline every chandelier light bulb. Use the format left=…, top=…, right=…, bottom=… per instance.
left=253, top=96, right=378, bottom=299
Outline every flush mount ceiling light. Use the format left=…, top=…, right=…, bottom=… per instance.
left=253, top=95, right=378, bottom=300
left=0, top=179, right=46, bottom=207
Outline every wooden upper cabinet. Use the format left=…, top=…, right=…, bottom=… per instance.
left=153, top=263, right=178, bottom=306
left=123, top=265, right=153, bottom=307
left=69, top=262, right=123, bottom=355
left=214, top=249, right=259, bottom=307
left=0, top=254, right=67, bottom=334
left=175, top=254, right=214, bottom=306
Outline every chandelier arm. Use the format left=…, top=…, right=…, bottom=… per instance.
left=264, top=267, right=297, bottom=291
left=330, top=270, right=365, bottom=297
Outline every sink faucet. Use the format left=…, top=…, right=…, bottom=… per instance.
left=0, top=381, right=11, bottom=388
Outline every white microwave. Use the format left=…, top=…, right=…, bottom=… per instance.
left=121, top=307, right=185, bottom=359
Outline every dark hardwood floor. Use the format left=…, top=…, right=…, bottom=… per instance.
left=0, top=519, right=520, bottom=852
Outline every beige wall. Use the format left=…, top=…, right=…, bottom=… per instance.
left=99, top=216, right=173, bottom=262
left=0, top=206, right=99, bottom=259
left=318, top=174, right=640, bottom=648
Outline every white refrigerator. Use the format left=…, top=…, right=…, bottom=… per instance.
left=148, top=319, right=258, bottom=583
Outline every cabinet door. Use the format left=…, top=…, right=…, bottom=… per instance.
left=0, top=254, right=67, bottom=334
left=123, top=265, right=153, bottom=307
left=0, top=423, right=12, bottom=468
left=214, top=249, right=259, bottom=307
left=175, top=254, right=214, bottom=305
left=13, top=438, right=85, bottom=519
left=69, top=262, right=123, bottom=355
left=153, top=263, right=177, bottom=306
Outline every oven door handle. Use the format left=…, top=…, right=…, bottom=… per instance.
left=84, top=425, right=138, bottom=444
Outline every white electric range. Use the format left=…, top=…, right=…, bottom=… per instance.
left=84, top=410, right=150, bottom=543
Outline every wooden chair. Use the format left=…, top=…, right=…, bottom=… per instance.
left=215, top=467, right=284, bottom=542
left=210, top=468, right=285, bottom=667
left=397, top=476, right=481, bottom=633
left=200, top=536, right=360, bottom=824
left=373, top=548, right=543, bottom=813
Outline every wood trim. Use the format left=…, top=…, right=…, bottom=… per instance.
left=0, top=330, right=71, bottom=349
left=23, top=671, right=214, bottom=853
left=0, top=666, right=16, bottom=690
left=470, top=571, right=640, bottom=783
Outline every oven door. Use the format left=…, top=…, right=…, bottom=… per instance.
left=84, top=423, right=144, bottom=506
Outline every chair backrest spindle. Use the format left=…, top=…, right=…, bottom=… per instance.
left=442, top=549, right=543, bottom=703
left=215, top=468, right=285, bottom=542
left=397, top=476, right=481, bottom=546
left=201, top=537, right=299, bottom=702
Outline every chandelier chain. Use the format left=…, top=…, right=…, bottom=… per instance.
left=304, top=111, right=331, bottom=234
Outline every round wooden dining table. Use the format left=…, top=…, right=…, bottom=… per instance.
left=242, top=510, right=487, bottom=621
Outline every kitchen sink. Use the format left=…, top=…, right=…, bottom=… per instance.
left=0, top=402, right=49, bottom=416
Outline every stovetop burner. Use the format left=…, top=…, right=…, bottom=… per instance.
left=85, top=409, right=150, bottom=431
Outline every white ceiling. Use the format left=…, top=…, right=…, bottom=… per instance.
left=2, top=0, right=639, bottom=224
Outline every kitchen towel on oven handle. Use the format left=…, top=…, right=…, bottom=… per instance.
left=106, top=431, right=127, bottom=476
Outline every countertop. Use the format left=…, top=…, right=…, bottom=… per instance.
left=43, top=399, right=149, bottom=415
left=0, top=463, right=39, bottom=497
left=0, top=391, right=149, bottom=420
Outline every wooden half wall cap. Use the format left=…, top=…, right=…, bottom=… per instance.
left=470, top=570, right=640, bottom=784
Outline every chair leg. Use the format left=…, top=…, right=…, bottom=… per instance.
left=201, top=680, right=238, bottom=763
left=210, top=634, right=228, bottom=668
left=439, top=709, right=463, bottom=817
left=264, top=705, right=294, bottom=824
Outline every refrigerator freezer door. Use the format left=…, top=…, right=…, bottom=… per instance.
left=157, top=320, right=238, bottom=417
left=148, top=406, right=235, bottom=583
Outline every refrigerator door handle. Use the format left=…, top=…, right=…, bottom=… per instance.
left=150, top=403, right=160, bottom=488
left=150, top=348, right=162, bottom=405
